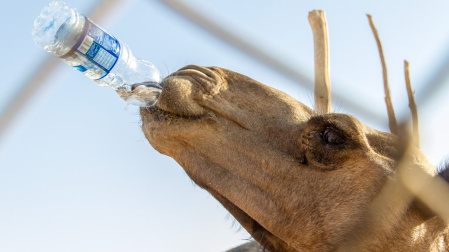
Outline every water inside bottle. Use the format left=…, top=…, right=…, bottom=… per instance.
left=33, top=1, right=74, bottom=55
left=116, top=83, right=162, bottom=107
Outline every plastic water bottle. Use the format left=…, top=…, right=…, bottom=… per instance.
left=32, top=0, right=162, bottom=107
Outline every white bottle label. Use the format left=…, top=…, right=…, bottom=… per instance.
left=62, top=17, right=120, bottom=80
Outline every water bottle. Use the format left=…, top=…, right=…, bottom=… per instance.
left=32, top=0, right=162, bottom=107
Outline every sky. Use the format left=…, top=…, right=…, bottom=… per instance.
left=1, top=0, right=449, bottom=251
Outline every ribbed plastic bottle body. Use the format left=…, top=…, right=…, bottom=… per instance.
left=97, top=43, right=162, bottom=91
left=32, top=0, right=162, bottom=106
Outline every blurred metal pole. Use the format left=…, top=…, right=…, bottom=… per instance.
left=158, top=0, right=313, bottom=87
left=0, top=56, right=58, bottom=145
left=415, top=49, right=449, bottom=106
left=158, top=0, right=385, bottom=122
left=0, top=0, right=131, bottom=149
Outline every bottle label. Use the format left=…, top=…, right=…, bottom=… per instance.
left=61, top=17, right=120, bottom=80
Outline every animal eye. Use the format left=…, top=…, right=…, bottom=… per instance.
left=321, top=127, right=345, bottom=145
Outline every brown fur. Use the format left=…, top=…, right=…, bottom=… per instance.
left=140, top=65, right=448, bottom=251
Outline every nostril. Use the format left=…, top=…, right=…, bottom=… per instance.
left=199, top=67, right=218, bottom=79
left=177, top=65, right=218, bottom=80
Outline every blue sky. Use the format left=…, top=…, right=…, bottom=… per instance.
left=1, top=0, right=449, bottom=251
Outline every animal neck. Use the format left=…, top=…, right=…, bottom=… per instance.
left=407, top=215, right=449, bottom=251
left=375, top=211, right=447, bottom=251
left=339, top=193, right=448, bottom=251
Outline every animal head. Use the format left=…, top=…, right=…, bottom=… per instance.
left=140, top=65, right=437, bottom=251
